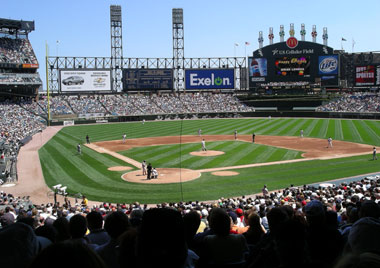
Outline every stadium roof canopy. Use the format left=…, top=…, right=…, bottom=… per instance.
left=0, top=18, right=34, bottom=35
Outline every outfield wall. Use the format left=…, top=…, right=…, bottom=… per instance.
left=49, top=111, right=380, bottom=126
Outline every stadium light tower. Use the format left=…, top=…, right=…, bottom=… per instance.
left=172, top=8, right=184, bottom=92
left=110, top=5, right=123, bottom=92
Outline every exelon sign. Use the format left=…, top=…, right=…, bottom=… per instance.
left=185, top=69, right=235, bottom=89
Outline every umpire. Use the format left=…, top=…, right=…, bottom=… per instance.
left=147, top=163, right=152, bottom=180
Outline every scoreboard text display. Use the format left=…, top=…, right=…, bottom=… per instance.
left=123, top=69, right=173, bottom=91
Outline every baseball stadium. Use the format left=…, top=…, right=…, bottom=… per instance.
left=1, top=3, right=380, bottom=268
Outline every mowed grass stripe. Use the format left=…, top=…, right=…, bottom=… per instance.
left=278, top=119, right=305, bottom=136
left=295, top=119, right=313, bottom=137
left=354, top=120, right=377, bottom=145
left=364, top=121, right=380, bottom=144
left=304, top=119, right=319, bottom=138
left=50, top=138, right=127, bottom=188
left=41, top=142, right=116, bottom=194
left=326, top=119, right=336, bottom=139
left=347, top=120, right=363, bottom=143
left=236, top=119, right=267, bottom=134
left=282, top=149, right=302, bottom=160
left=318, top=119, right=329, bottom=138
left=341, top=120, right=354, bottom=141
left=268, top=119, right=295, bottom=135
left=186, top=141, right=236, bottom=169
left=334, top=120, right=344, bottom=141
left=253, top=146, right=277, bottom=163
left=308, top=119, right=324, bottom=137
left=257, top=118, right=287, bottom=134
left=206, top=142, right=251, bottom=167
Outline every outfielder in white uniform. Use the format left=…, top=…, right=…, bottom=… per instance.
left=300, top=129, right=304, bottom=138
left=198, top=128, right=202, bottom=137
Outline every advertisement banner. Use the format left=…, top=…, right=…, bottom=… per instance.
left=185, top=69, right=234, bottom=90
left=355, top=66, right=375, bottom=86
left=60, top=70, right=111, bottom=92
left=318, top=55, right=338, bottom=75
left=248, top=58, right=267, bottom=77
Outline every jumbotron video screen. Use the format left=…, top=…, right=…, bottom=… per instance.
left=275, top=56, right=310, bottom=77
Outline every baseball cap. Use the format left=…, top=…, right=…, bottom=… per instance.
left=304, top=200, right=325, bottom=217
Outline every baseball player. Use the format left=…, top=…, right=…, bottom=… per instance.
left=234, top=130, right=237, bottom=140
left=77, top=143, right=81, bottom=155
left=327, top=137, right=333, bottom=148
left=262, top=185, right=269, bottom=197
left=300, top=129, right=304, bottom=138
left=201, top=139, right=207, bottom=151
left=252, top=133, right=256, bottom=143
left=373, top=147, right=377, bottom=160
left=122, top=133, right=126, bottom=143
left=142, top=160, right=147, bottom=175
left=86, top=134, right=90, bottom=144
left=198, top=128, right=202, bottom=137
left=142, top=119, right=145, bottom=125
left=152, top=167, right=158, bottom=179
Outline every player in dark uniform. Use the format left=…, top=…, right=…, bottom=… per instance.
left=86, top=135, right=90, bottom=144
left=147, top=163, right=152, bottom=180
left=252, top=133, right=255, bottom=143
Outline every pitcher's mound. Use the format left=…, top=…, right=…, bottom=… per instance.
left=212, top=171, right=239, bottom=176
left=108, top=166, right=133, bottom=171
left=122, top=168, right=201, bottom=184
left=190, top=150, right=225, bottom=156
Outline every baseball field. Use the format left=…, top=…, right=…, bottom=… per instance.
left=39, top=118, right=380, bottom=204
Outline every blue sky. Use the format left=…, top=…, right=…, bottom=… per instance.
left=2, top=0, right=380, bottom=89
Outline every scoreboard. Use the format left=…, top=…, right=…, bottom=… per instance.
left=123, top=69, right=173, bottom=91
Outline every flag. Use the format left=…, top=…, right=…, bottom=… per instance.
left=234, top=43, right=239, bottom=46
left=245, top=41, right=250, bottom=45
left=342, top=37, right=347, bottom=41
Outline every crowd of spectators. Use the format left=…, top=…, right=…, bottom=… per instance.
left=31, top=93, right=254, bottom=117
left=0, top=100, right=46, bottom=157
left=0, top=73, right=42, bottom=84
left=0, top=37, right=38, bottom=64
left=317, top=92, right=380, bottom=113
left=1, top=175, right=380, bottom=267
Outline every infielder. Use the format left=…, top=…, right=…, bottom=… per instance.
left=327, top=137, right=333, bottom=148
left=373, top=147, right=377, bottom=160
left=77, top=143, right=81, bottom=155
left=201, top=139, right=207, bottom=151
left=234, top=130, right=237, bottom=140
left=300, top=129, right=304, bottom=138
left=122, top=133, right=126, bottom=143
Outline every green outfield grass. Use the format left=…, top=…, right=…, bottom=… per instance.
left=120, top=141, right=303, bottom=169
left=39, top=118, right=380, bottom=203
